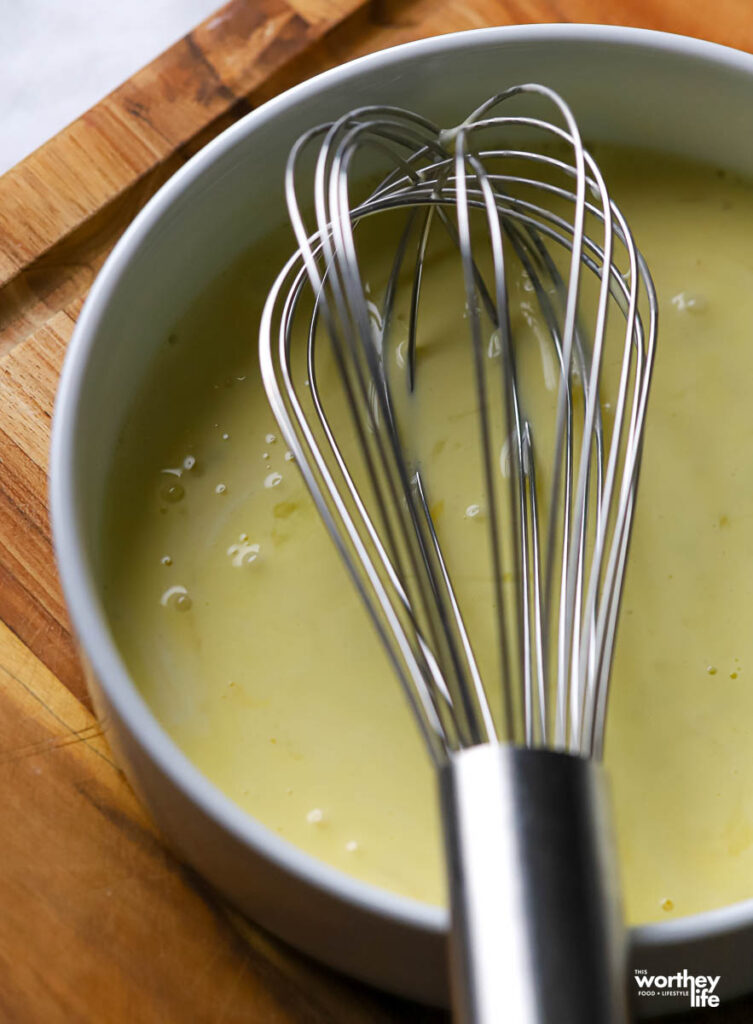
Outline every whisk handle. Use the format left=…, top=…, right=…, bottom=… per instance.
left=440, top=745, right=627, bottom=1024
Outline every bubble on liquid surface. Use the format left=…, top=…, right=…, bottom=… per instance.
left=265, top=433, right=277, bottom=444
left=182, top=455, right=196, bottom=471
left=488, top=330, right=501, bottom=359
left=265, top=472, right=283, bottom=489
left=160, top=555, right=173, bottom=566
left=465, top=503, right=481, bottom=519
left=284, top=450, right=295, bottom=463
left=215, top=483, right=227, bottom=495
left=227, top=538, right=260, bottom=567
left=671, top=291, right=707, bottom=314
left=160, top=481, right=185, bottom=503
left=160, top=585, right=191, bottom=610
left=306, top=808, right=324, bottom=825
left=345, top=840, right=359, bottom=853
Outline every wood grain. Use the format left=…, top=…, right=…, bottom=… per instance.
left=0, top=0, right=365, bottom=355
left=0, top=618, right=443, bottom=1023
left=2, top=0, right=753, bottom=1019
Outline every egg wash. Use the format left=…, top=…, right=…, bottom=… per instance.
left=104, top=147, right=753, bottom=925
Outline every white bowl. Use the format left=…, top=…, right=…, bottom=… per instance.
left=50, top=24, right=753, bottom=1013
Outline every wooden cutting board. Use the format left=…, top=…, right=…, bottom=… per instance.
left=2, top=1, right=753, bottom=1020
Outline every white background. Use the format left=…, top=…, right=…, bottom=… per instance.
left=1, top=0, right=220, bottom=175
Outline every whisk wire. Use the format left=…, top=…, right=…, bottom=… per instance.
left=260, top=86, right=657, bottom=765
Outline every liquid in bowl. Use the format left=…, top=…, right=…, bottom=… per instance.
left=102, top=145, right=753, bottom=931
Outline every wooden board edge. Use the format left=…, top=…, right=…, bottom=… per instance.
left=0, top=0, right=371, bottom=353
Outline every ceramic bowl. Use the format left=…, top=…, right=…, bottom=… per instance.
left=50, top=24, right=753, bottom=1013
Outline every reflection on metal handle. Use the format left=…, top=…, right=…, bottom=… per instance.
left=440, top=745, right=627, bottom=1024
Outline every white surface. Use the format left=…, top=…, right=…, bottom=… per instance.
left=0, top=0, right=219, bottom=175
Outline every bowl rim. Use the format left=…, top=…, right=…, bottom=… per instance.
left=50, top=21, right=753, bottom=946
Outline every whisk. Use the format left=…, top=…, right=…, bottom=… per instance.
left=260, top=84, right=657, bottom=1023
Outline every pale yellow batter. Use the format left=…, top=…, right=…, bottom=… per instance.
left=103, top=149, right=753, bottom=925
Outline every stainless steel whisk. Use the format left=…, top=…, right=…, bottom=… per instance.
left=260, top=84, right=657, bottom=1023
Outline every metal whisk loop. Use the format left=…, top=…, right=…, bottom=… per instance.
left=259, top=87, right=657, bottom=765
